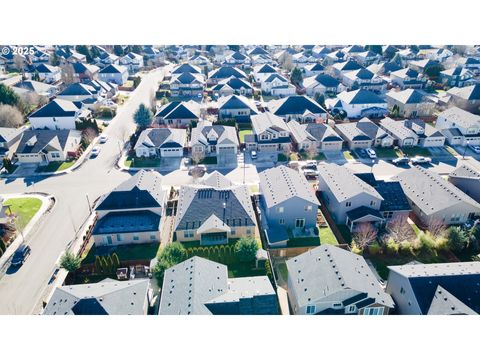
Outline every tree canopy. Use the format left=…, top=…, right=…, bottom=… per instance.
left=133, top=103, right=153, bottom=129
left=234, top=237, right=258, bottom=263
left=0, top=83, right=20, bottom=107
left=60, top=250, right=82, bottom=273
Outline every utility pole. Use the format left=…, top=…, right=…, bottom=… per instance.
left=86, top=194, right=92, bottom=214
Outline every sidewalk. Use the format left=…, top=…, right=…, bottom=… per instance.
left=0, top=193, right=55, bottom=271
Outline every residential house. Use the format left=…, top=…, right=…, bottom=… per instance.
left=190, top=120, right=239, bottom=161
left=0, top=127, right=23, bottom=160
left=390, top=68, right=427, bottom=89
left=267, top=95, right=327, bottom=123
left=385, top=89, right=436, bottom=118
left=172, top=63, right=202, bottom=75
left=386, top=262, right=480, bottom=315
left=43, top=279, right=152, bottom=315
left=95, top=51, right=119, bottom=67
left=288, top=120, right=343, bottom=152
left=156, top=101, right=201, bottom=127
left=260, top=73, right=296, bottom=97
left=367, top=61, right=402, bottom=76
left=421, top=48, right=453, bottom=63
left=435, top=107, right=480, bottom=146
left=352, top=50, right=381, bottom=66
left=324, top=50, right=347, bottom=64
left=169, top=72, right=205, bottom=98
left=56, top=83, right=98, bottom=102
left=341, top=68, right=386, bottom=92
left=303, top=74, right=343, bottom=97
left=207, top=66, right=247, bottom=85
left=328, top=89, right=388, bottom=119
left=13, top=80, right=57, bottom=98
left=248, top=46, right=270, bottom=57
left=35, top=63, right=61, bottom=84
left=224, top=51, right=251, bottom=67
left=446, top=84, right=480, bottom=114
left=456, top=57, right=480, bottom=74
left=440, top=67, right=476, bottom=88
left=379, top=117, right=445, bottom=147
left=448, top=163, right=480, bottom=203
left=253, top=64, right=278, bottom=83
left=72, top=62, right=99, bottom=82
left=188, top=55, right=212, bottom=70
left=250, top=53, right=274, bottom=65
left=393, top=166, right=480, bottom=226
left=212, top=77, right=253, bottom=97
left=159, top=256, right=278, bottom=315
left=331, top=60, right=363, bottom=78
left=287, top=245, right=394, bottom=315
left=317, top=163, right=384, bottom=228
left=15, top=129, right=81, bottom=164
left=408, top=59, right=440, bottom=74
left=303, top=63, right=325, bottom=77
left=98, top=64, right=129, bottom=86
left=134, top=128, right=187, bottom=158
left=92, top=170, right=166, bottom=246
left=217, top=94, right=258, bottom=122
left=173, top=174, right=257, bottom=245
left=258, top=166, right=320, bottom=246
left=119, top=52, right=144, bottom=73
left=245, top=112, right=291, bottom=152
left=28, top=99, right=86, bottom=130
left=335, top=118, right=393, bottom=149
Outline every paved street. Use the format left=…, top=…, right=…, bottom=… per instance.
left=0, top=67, right=170, bottom=314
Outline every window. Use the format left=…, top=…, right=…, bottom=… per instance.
left=333, top=303, right=342, bottom=308
left=133, top=234, right=140, bottom=241
left=116, top=234, right=124, bottom=242
left=279, top=219, right=285, bottom=225
left=370, top=201, right=376, bottom=206
left=150, top=234, right=157, bottom=241
left=451, top=213, right=461, bottom=222
left=277, top=207, right=284, bottom=213
left=345, top=305, right=357, bottom=314
left=306, top=305, right=316, bottom=314
left=184, top=230, right=194, bottom=238
left=345, top=201, right=352, bottom=207
left=304, top=205, right=312, bottom=211
left=363, top=307, right=384, bottom=315
left=295, top=218, right=305, bottom=228
left=400, top=287, right=406, bottom=295
left=231, top=229, right=236, bottom=236
left=383, top=211, right=394, bottom=219
left=246, top=229, right=252, bottom=235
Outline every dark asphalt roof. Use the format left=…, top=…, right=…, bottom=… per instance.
left=92, top=210, right=161, bottom=235
left=16, top=129, right=75, bottom=154
left=29, top=99, right=79, bottom=118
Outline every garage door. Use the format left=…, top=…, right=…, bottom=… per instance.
left=161, top=148, right=183, bottom=157
left=218, top=146, right=236, bottom=154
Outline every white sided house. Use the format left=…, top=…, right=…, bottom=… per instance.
left=134, top=128, right=187, bottom=158
left=28, top=99, right=83, bottom=130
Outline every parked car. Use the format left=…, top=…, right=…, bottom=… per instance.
left=366, top=148, right=377, bottom=159
left=303, top=169, right=318, bottom=180
left=469, top=144, right=480, bottom=154
left=391, top=156, right=409, bottom=165
left=357, top=148, right=367, bottom=158
left=302, top=163, right=317, bottom=171
left=99, top=134, right=108, bottom=144
left=101, top=99, right=118, bottom=108
left=90, top=146, right=101, bottom=157
left=251, top=150, right=257, bottom=160
left=188, top=165, right=207, bottom=177
left=410, top=156, right=432, bottom=165
left=11, top=244, right=31, bottom=267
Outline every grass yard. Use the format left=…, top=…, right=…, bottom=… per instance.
left=299, top=151, right=327, bottom=161
left=399, top=146, right=432, bottom=157
left=36, top=161, right=75, bottom=173
left=200, top=156, right=218, bottom=165
left=81, top=243, right=160, bottom=265
left=239, top=129, right=253, bottom=143
left=124, top=156, right=161, bottom=168
left=319, top=226, right=339, bottom=245
left=276, top=262, right=288, bottom=282
left=375, top=147, right=400, bottom=158
left=445, top=145, right=459, bottom=157
left=4, top=197, right=43, bottom=231
left=287, top=236, right=320, bottom=248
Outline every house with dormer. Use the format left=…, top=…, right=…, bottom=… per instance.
left=190, top=120, right=239, bottom=160
left=244, top=112, right=291, bottom=152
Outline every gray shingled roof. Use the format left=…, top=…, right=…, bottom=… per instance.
left=337, top=89, right=385, bottom=105
left=438, top=107, right=480, bottom=129
left=259, top=165, right=319, bottom=208
left=447, top=84, right=480, bottom=101
left=449, top=163, right=480, bottom=180
left=386, top=89, right=430, bottom=105
left=317, top=163, right=383, bottom=202
left=427, top=286, right=477, bottom=315
left=159, top=256, right=276, bottom=315
left=134, top=128, right=186, bottom=150
left=392, top=166, right=480, bottom=215
left=336, top=118, right=388, bottom=142
left=43, top=279, right=150, bottom=315
left=251, top=112, right=289, bottom=135
left=16, top=129, right=79, bottom=154
left=268, top=95, right=326, bottom=117
left=286, top=245, right=394, bottom=309
left=190, top=121, right=238, bottom=147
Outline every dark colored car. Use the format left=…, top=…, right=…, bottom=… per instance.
left=11, top=244, right=31, bottom=267
left=391, top=156, right=409, bottom=165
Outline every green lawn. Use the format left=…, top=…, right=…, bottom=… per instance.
left=299, top=151, right=327, bottom=161
left=36, top=161, right=75, bottom=173
left=319, top=226, right=339, bottom=245
left=124, top=156, right=161, bottom=168
left=199, top=156, right=218, bottom=165
left=375, top=147, right=400, bottom=158
left=81, top=243, right=160, bottom=265
left=286, top=236, right=320, bottom=247
left=4, top=197, right=43, bottom=230
left=399, top=147, right=432, bottom=157
left=239, top=129, right=253, bottom=143
left=277, top=262, right=288, bottom=281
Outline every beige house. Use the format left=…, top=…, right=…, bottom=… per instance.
left=386, top=89, right=435, bottom=118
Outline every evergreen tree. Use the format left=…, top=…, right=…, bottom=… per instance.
left=75, top=45, right=93, bottom=63
left=94, top=256, right=102, bottom=274
left=290, top=67, right=303, bottom=86
left=113, top=45, right=124, bottom=56
left=59, top=251, right=82, bottom=273
left=111, top=252, right=120, bottom=270
left=133, top=103, right=153, bottom=129
left=0, top=83, right=21, bottom=106
left=447, top=227, right=469, bottom=253
left=234, top=237, right=258, bottom=263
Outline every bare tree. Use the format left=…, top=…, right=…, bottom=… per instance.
left=306, top=144, right=318, bottom=160
left=279, top=52, right=294, bottom=72
left=386, top=215, right=416, bottom=244
left=20, top=92, right=47, bottom=113
left=0, top=105, right=24, bottom=127
left=427, top=218, right=447, bottom=239
left=13, top=55, right=25, bottom=74
left=60, top=64, right=75, bottom=85
left=191, top=150, right=205, bottom=165
left=282, top=144, right=293, bottom=163
left=352, top=223, right=378, bottom=250
left=82, top=127, right=97, bottom=147
left=149, top=90, right=157, bottom=113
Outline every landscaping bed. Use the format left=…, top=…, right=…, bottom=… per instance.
left=399, top=146, right=431, bottom=157
left=81, top=243, right=160, bottom=265
left=375, top=147, right=400, bottom=158
left=124, top=156, right=161, bottom=168
left=199, top=156, right=217, bottom=165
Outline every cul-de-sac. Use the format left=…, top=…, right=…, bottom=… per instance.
left=1, top=45, right=480, bottom=315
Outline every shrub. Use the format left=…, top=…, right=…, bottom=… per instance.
left=350, top=242, right=363, bottom=255
left=234, top=237, right=258, bottom=263
left=367, top=242, right=382, bottom=255
left=59, top=250, right=82, bottom=273
left=399, top=240, right=414, bottom=255
left=447, top=226, right=469, bottom=253
left=152, top=259, right=171, bottom=287
left=385, top=238, right=399, bottom=255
